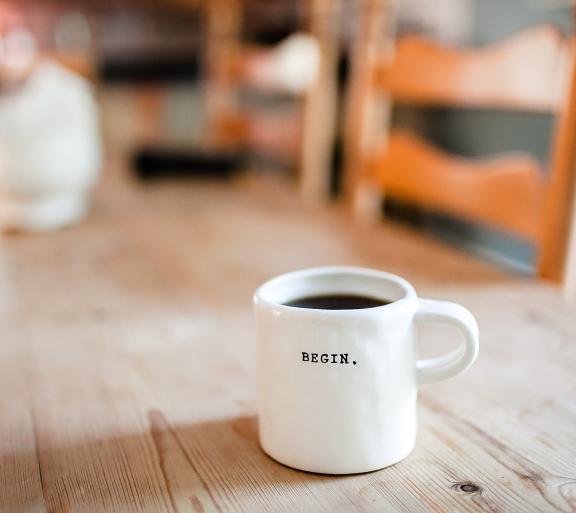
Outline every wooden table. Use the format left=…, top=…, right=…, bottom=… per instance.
left=1, top=172, right=575, bottom=513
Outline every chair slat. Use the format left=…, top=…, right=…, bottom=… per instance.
left=376, top=26, right=569, bottom=112
left=372, top=131, right=545, bottom=239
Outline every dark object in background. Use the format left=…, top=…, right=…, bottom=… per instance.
left=242, top=0, right=299, bottom=44
left=133, top=147, right=245, bottom=180
left=100, top=55, right=200, bottom=83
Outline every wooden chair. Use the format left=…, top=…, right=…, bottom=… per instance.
left=203, top=0, right=341, bottom=203
left=99, top=0, right=339, bottom=202
left=344, top=1, right=576, bottom=282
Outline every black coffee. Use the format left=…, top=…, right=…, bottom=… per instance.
left=284, top=294, right=390, bottom=310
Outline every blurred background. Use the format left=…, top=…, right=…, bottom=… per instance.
left=0, top=0, right=574, bottom=282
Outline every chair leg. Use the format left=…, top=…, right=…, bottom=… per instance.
left=202, top=0, right=241, bottom=152
left=299, top=0, right=341, bottom=205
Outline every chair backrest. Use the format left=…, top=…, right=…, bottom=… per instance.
left=345, top=8, right=576, bottom=282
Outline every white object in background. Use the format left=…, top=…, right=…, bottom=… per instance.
left=254, top=266, right=479, bottom=474
left=273, top=33, right=320, bottom=94
left=0, top=59, right=102, bottom=232
left=246, top=33, right=320, bottom=95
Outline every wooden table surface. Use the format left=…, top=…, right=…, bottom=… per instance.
left=1, top=172, right=575, bottom=513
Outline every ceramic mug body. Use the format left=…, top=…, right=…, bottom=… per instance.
left=254, top=267, right=479, bottom=474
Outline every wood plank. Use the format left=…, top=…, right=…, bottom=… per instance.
left=1, top=154, right=575, bottom=511
left=376, top=25, right=570, bottom=112
left=373, top=130, right=545, bottom=239
left=0, top=322, right=45, bottom=513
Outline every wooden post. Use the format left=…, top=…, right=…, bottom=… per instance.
left=299, top=0, right=340, bottom=204
left=202, top=0, right=241, bottom=152
left=342, top=0, right=396, bottom=222
left=539, top=36, right=576, bottom=283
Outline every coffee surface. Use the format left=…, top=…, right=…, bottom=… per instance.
left=284, top=294, right=390, bottom=310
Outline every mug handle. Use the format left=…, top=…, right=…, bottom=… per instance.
left=415, top=298, right=479, bottom=385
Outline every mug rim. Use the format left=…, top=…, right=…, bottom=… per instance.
left=254, top=266, right=417, bottom=315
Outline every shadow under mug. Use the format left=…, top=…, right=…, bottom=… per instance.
left=254, top=266, right=479, bottom=474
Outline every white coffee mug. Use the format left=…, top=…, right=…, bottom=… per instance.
left=254, top=266, right=479, bottom=474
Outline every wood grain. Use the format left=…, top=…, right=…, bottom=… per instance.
left=0, top=152, right=575, bottom=512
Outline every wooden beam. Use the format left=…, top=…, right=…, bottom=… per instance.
left=538, top=39, right=576, bottom=281
left=342, top=0, right=396, bottom=221
left=202, top=0, right=241, bottom=151
left=299, top=0, right=340, bottom=204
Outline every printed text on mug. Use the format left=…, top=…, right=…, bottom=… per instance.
left=302, top=352, right=357, bottom=365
